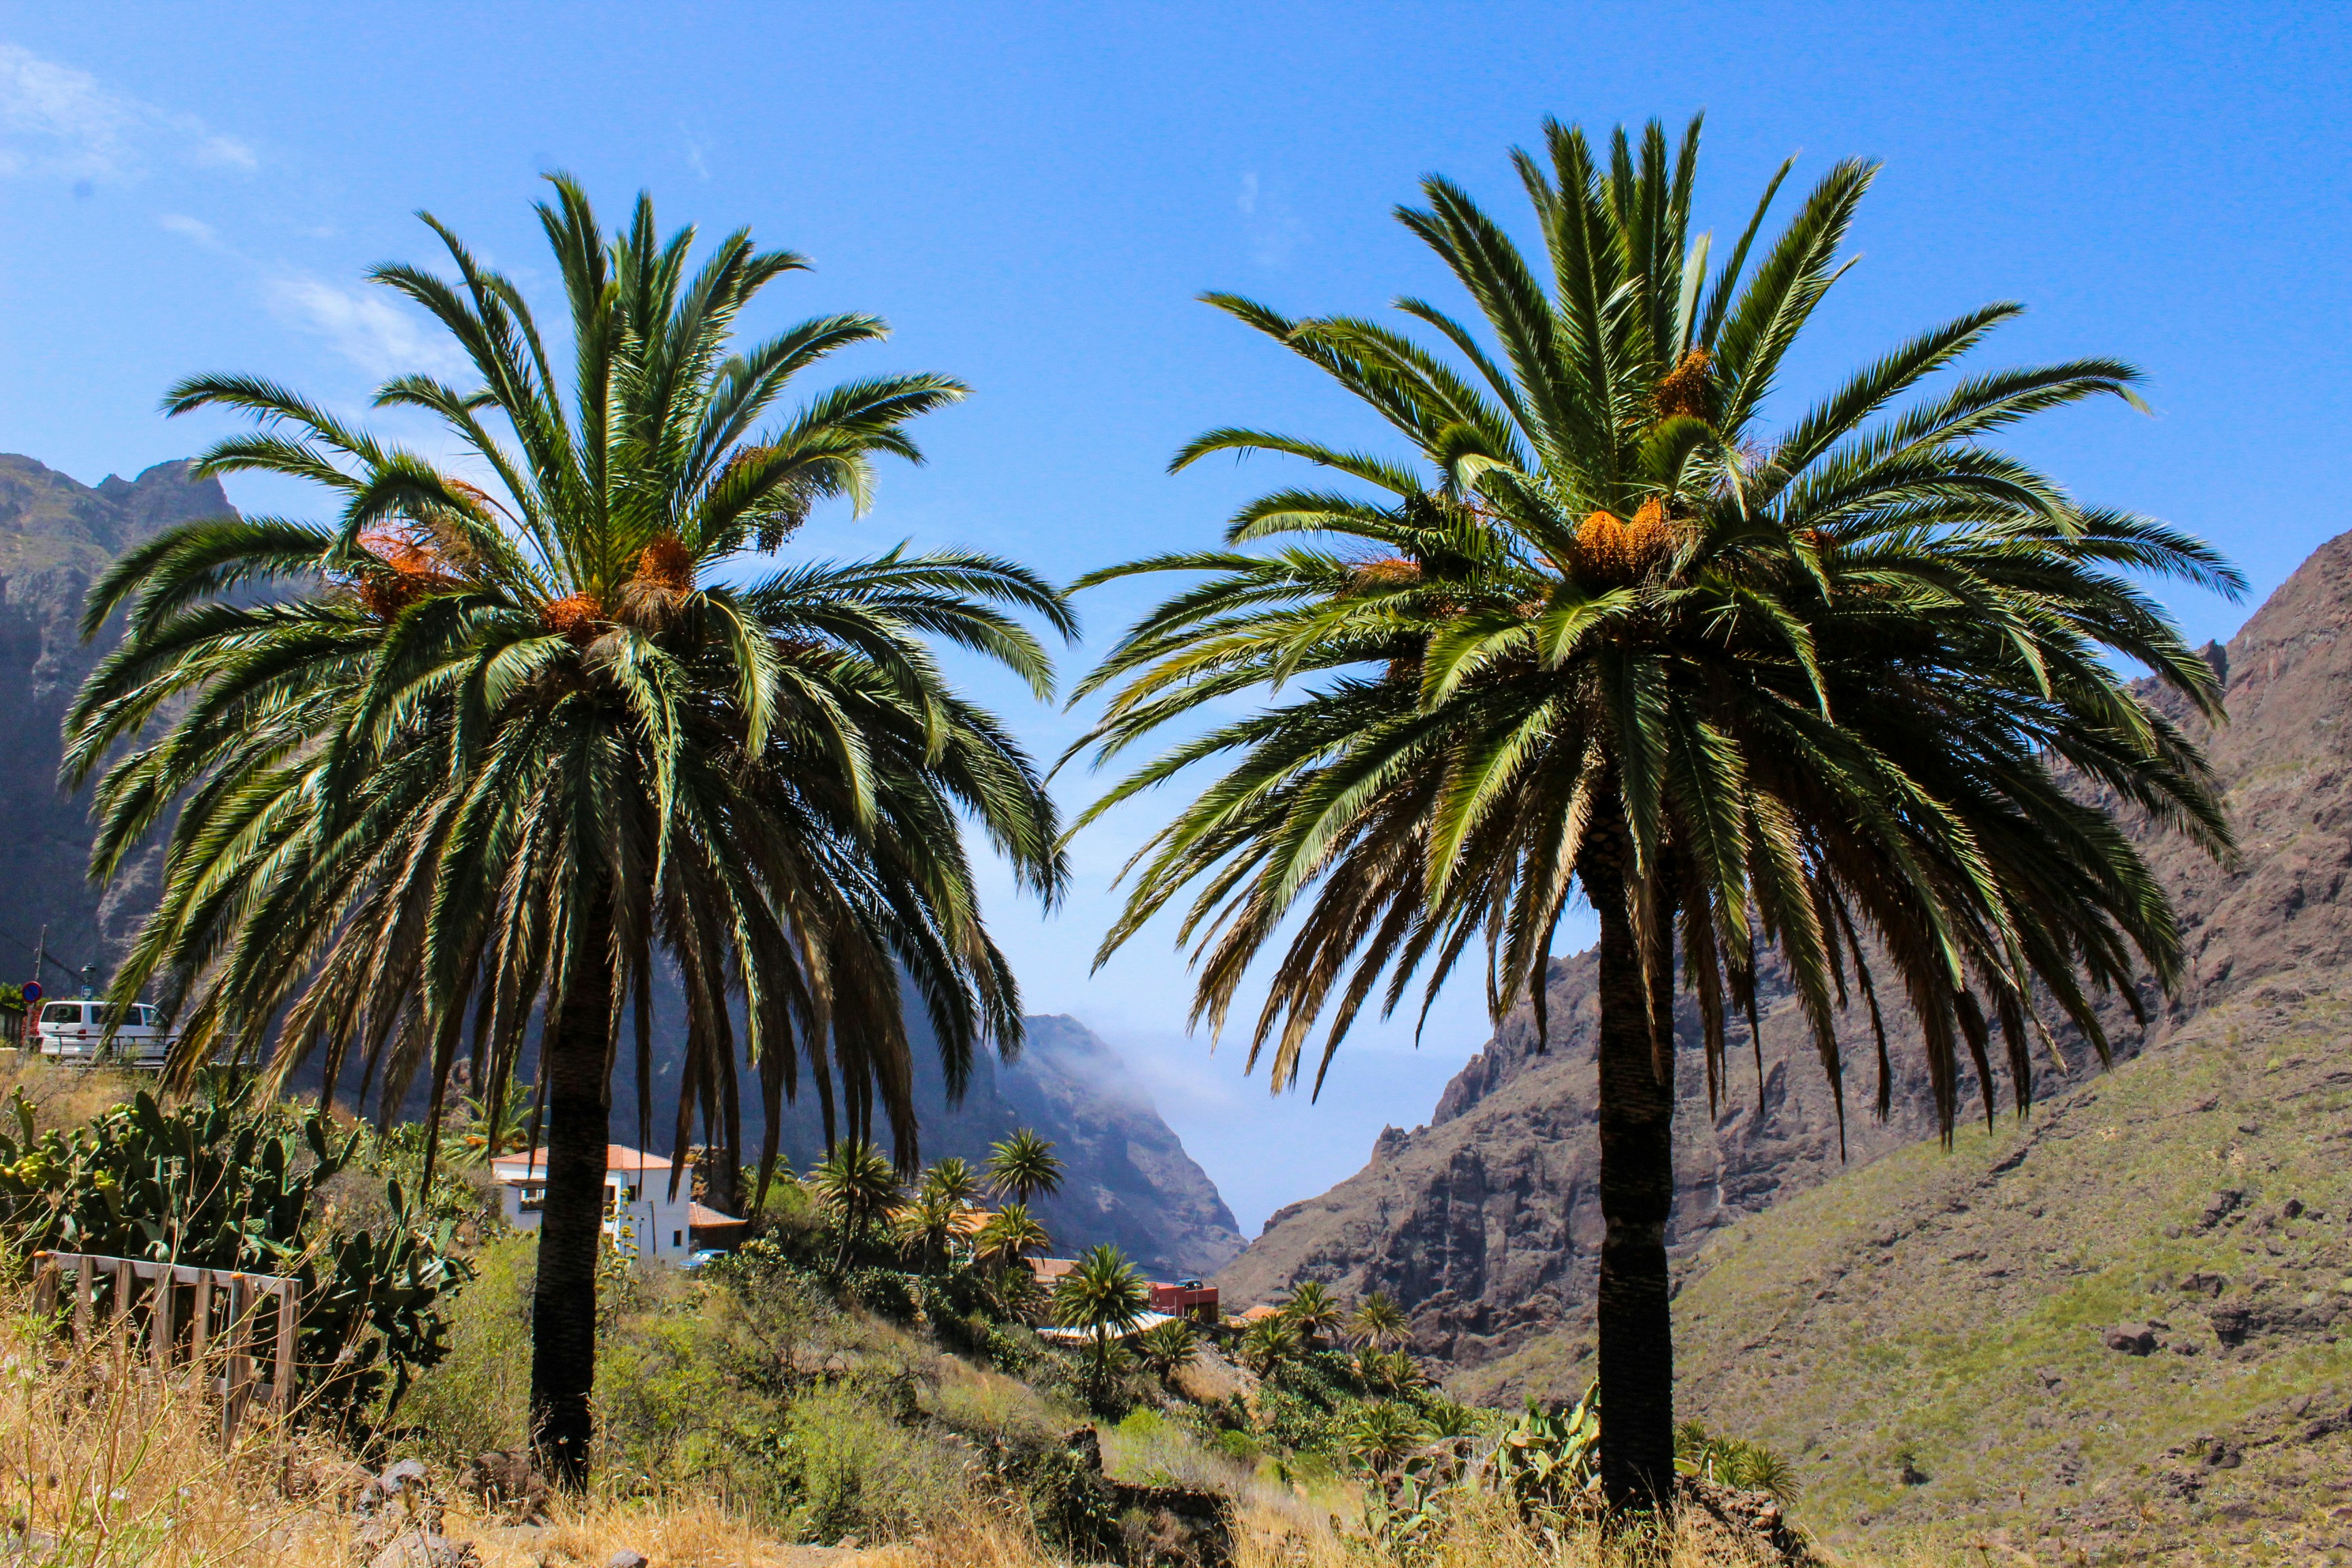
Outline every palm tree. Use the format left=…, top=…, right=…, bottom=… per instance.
left=895, top=1185, right=965, bottom=1273
left=985, top=1128, right=1064, bottom=1203
left=1350, top=1291, right=1411, bottom=1351
left=1051, top=1242, right=1148, bottom=1396
left=1238, top=1314, right=1300, bottom=1376
left=1281, top=1280, right=1345, bottom=1350
left=68, top=181, right=1071, bottom=1486
left=813, top=1139, right=903, bottom=1275
left=1344, top=1401, right=1429, bottom=1475
left=1135, top=1316, right=1200, bottom=1382
left=919, top=1156, right=983, bottom=1207
left=458, top=1076, right=534, bottom=1159
left=975, top=1198, right=1050, bottom=1269
left=1073, top=116, right=2235, bottom=1506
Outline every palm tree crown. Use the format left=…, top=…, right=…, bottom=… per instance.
left=1281, top=1280, right=1346, bottom=1348
left=1350, top=1291, right=1411, bottom=1350
left=985, top=1128, right=1066, bottom=1203
left=919, top=1156, right=983, bottom=1207
left=1074, top=115, right=2235, bottom=1505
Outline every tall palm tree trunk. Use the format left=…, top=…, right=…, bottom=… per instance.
left=1582, top=832, right=1677, bottom=1509
left=531, top=887, right=615, bottom=1488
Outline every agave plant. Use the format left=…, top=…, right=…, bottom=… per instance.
left=1484, top=1387, right=1603, bottom=1518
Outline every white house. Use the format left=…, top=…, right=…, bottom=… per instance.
left=490, top=1143, right=742, bottom=1265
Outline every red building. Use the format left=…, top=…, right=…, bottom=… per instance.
left=1148, top=1279, right=1219, bottom=1322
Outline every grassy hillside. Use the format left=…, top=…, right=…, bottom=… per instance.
left=1460, top=979, right=2352, bottom=1563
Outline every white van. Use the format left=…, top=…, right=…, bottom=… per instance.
left=33, top=1000, right=175, bottom=1069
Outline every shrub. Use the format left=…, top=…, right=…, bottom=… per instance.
left=772, top=1384, right=969, bottom=1544
left=393, top=1231, right=534, bottom=1456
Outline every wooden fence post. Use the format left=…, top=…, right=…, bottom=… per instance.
left=112, top=1258, right=133, bottom=1362
left=31, top=1253, right=59, bottom=1318
left=272, top=1280, right=298, bottom=1407
left=149, top=1263, right=175, bottom=1373
left=224, top=1274, right=252, bottom=1446
left=191, top=1269, right=212, bottom=1366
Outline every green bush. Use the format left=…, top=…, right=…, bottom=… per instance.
left=393, top=1232, right=534, bottom=1455
left=772, top=1384, right=969, bottom=1544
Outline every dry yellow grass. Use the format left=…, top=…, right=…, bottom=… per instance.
left=0, top=1251, right=1876, bottom=1568
left=0, top=1050, right=150, bottom=1136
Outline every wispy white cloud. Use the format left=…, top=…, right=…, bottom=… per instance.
left=265, top=272, right=470, bottom=380
left=1237, top=170, right=1303, bottom=267
left=0, top=42, right=255, bottom=182
left=157, top=212, right=219, bottom=247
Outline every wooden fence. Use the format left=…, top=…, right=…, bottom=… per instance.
left=31, top=1250, right=299, bottom=1442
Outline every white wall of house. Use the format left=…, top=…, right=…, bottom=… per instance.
left=491, top=1147, right=692, bottom=1265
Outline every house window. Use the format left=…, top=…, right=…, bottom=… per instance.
left=517, top=1186, right=544, bottom=1212
left=672, top=1231, right=683, bottom=1248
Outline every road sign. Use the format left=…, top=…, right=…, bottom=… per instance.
left=22, top=980, right=42, bottom=1005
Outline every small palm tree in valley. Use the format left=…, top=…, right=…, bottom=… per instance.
left=1135, top=1316, right=1200, bottom=1382
left=1281, top=1280, right=1345, bottom=1350
left=1345, top=1401, right=1430, bottom=1475
left=1350, top=1290, right=1410, bottom=1351
left=1075, top=116, right=2235, bottom=1505
left=1238, top=1314, right=1300, bottom=1376
left=975, top=1200, right=1049, bottom=1269
left=814, top=1139, right=903, bottom=1275
left=896, top=1186, right=965, bottom=1272
left=69, top=182, right=1070, bottom=1484
left=919, top=1156, right=983, bottom=1207
left=1052, top=1242, right=1149, bottom=1397
left=986, top=1128, right=1064, bottom=1203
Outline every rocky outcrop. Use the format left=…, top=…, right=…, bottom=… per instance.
left=0, top=455, right=234, bottom=979
left=1218, top=529, right=2352, bottom=1377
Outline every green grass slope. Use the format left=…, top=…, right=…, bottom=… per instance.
left=1463, top=977, right=2352, bottom=1563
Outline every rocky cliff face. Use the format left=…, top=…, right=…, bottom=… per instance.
left=740, top=1009, right=1246, bottom=1277
left=0, top=455, right=234, bottom=983
left=1217, top=531, right=2352, bottom=1380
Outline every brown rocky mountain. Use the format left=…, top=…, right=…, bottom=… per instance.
left=0, top=454, right=234, bottom=987
left=1215, top=527, right=2352, bottom=1382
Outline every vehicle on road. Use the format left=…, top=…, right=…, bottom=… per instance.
left=33, top=1000, right=175, bottom=1069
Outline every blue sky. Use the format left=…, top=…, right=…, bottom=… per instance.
left=3, top=3, right=2345, bottom=1232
